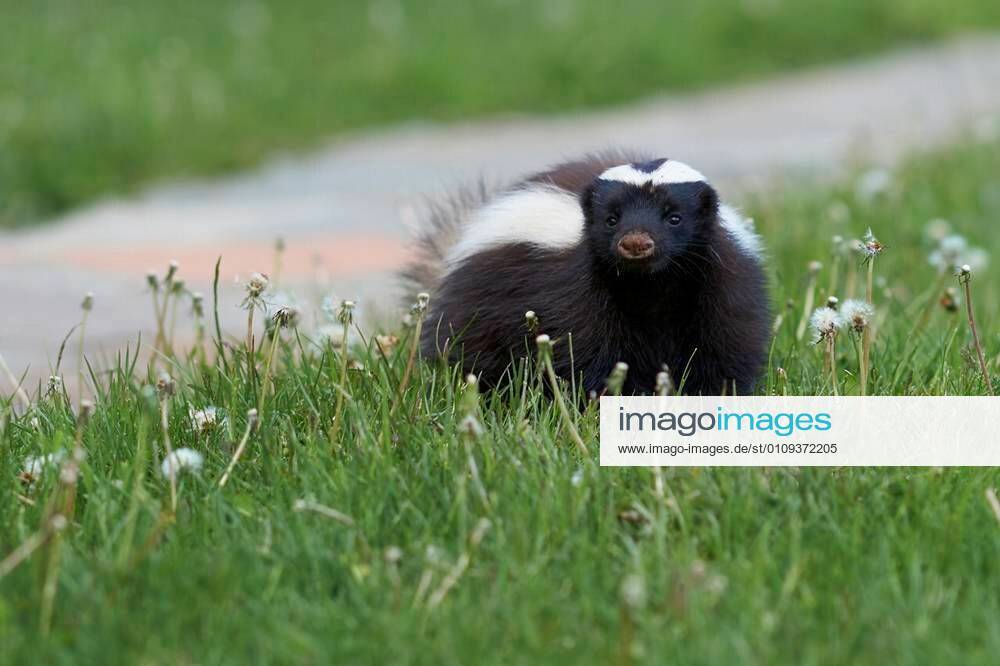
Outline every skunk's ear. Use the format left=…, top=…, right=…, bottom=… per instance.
left=697, top=183, right=720, bottom=218
left=580, top=183, right=597, bottom=221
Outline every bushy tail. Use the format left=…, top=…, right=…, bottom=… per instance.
left=399, top=180, right=495, bottom=298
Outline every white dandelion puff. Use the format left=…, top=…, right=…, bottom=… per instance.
left=22, top=450, right=67, bottom=477
left=855, top=168, right=892, bottom=202
left=809, top=307, right=843, bottom=343
left=928, top=234, right=988, bottom=274
left=840, top=299, right=874, bottom=333
left=161, top=448, right=204, bottom=479
left=189, top=406, right=221, bottom=433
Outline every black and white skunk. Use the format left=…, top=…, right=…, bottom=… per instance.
left=402, top=153, right=771, bottom=395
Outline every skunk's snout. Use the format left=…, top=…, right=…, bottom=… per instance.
left=616, top=231, right=655, bottom=260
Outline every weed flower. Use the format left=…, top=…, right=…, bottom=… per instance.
left=840, top=299, right=874, bottom=334
left=412, top=292, right=430, bottom=316
left=161, top=448, right=204, bottom=479
left=156, top=372, right=176, bottom=399
left=924, top=218, right=952, bottom=242
left=22, top=450, right=67, bottom=478
left=271, top=305, right=301, bottom=329
left=190, top=292, right=205, bottom=317
left=620, top=574, right=646, bottom=610
left=862, top=227, right=884, bottom=261
left=809, top=306, right=842, bottom=343
left=940, top=287, right=960, bottom=313
left=244, top=272, right=270, bottom=301
left=81, top=292, right=94, bottom=312
left=189, top=406, right=220, bottom=434
left=928, top=234, right=988, bottom=274
left=375, top=334, right=399, bottom=355
left=606, top=362, right=628, bottom=395
left=525, top=310, right=538, bottom=333
left=337, top=300, right=356, bottom=326
left=855, top=168, right=892, bottom=201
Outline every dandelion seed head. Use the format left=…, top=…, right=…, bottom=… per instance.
left=620, top=574, right=646, bottom=609
left=840, top=299, right=874, bottom=333
left=375, top=334, right=399, bottom=355
left=22, top=450, right=66, bottom=478
left=245, top=272, right=270, bottom=298
left=459, top=414, right=484, bottom=439
left=826, top=296, right=839, bottom=309
left=161, top=448, right=204, bottom=479
left=272, top=305, right=301, bottom=329
left=862, top=228, right=884, bottom=257
left=156, top=372, right=176, bottom=398
left=809, top=306, right=843, bottom=343
left=189, top=406, right=220, bottom=433
left=807, top=260, right=823, bottom=275
left=940, top=287, right=960, bottom=313
left=855, top=168, right=892, bottom=201
left=924, top=218, right=952, bottom=242
left=337, top=300, right=356, bottom=326
left=81, top=292, right=94, bottom=311
left=384, top=546, right=403, bottom=565
left=59, top=466, right=78, bottom=485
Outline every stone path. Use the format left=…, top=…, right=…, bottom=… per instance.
left=3, top=36, right=1000, bottom=395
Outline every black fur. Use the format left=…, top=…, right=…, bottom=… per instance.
left=410, top=154, right=771, bottom=395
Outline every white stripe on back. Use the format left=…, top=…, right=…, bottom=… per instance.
left=444, top=185, right=584, bottom=267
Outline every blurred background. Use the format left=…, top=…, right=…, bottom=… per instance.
left=2, top=0, right=1000, bottom=389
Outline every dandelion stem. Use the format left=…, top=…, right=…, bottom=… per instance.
left=330, top=318, right=351, bottom=446
left=961, top=272, right=994, bottom=395
left=537, top=337, right=588, bottom=456
left=39, top=517, right=66, bottom=636
left=160, top=398, right=177, bottom=514
left=826, top=335, right=839, bottom=396
left=258, top=328, right=283, bottom=418
left=219, top=412, right=257, bottom=488
left=246, top=307, right=257, bottom=393
left=77, top=307, right=90, bottom=400
left=796, top=269, right=819, bottom=342
left=861, top=259, right=875, bottom=395
left=393, top=315, right=423, bottom=415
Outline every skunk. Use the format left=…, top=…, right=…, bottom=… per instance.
left=402, top=153, right=771, bottom=395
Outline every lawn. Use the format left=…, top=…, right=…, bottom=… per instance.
left=2, top=136, right=1000, bottom=664
left=4, top=0, right=1000, bottom=227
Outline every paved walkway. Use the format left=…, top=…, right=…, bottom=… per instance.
left=3, top=36, right=1000, bottom=394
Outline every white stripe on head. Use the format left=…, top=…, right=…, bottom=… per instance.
left=598, top=159, right=707, bottom=187
left=719, top=203, right=764, bottom=259
left=444, top=185, right=584, bottom=268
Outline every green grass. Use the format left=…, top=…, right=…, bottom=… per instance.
left=3, top=137, right=1000, bottom=664
left=5, top=0, right=1000, bottom=227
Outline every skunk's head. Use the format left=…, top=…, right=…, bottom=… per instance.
left=581, top=158, right=719, bottom=275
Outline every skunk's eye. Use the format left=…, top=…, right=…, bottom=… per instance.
left=606, top=215, right=619, bottom=228
left=666, top=213, right=683, bottom=226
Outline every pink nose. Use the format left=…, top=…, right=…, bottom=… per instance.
left=617, top=232, right=655, bottom=259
